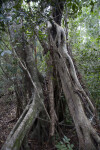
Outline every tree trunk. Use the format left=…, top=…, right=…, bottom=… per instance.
left=1, top=28, right=44, bottom=149
left=46, top=55, right=56, bottom=137
left=1, top=4, right=44, bottom=148
left=1, top=1, right=100, bottom=150
left=47, top=20, right=100, bottom=150
left=1, top=91, right=43, bottom=150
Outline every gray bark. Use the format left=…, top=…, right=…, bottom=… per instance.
left=1, top=4, right=44, bottom=149
left=1, top=27, right=44, bottom=150
left=47, top=20, right=100, bottom=150
left=46, top=55, right=56, bottom=137
left=1, top=91, right=43, bottom=150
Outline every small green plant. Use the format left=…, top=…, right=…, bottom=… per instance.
left=55, top=136, right=74, bottom=150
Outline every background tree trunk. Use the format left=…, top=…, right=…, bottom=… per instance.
left=1, top=5, right=44, bottom=149
left=1, top=1, right=100, bottom=150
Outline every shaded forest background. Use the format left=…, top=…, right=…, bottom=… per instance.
left=0, top=0, right=100, bottom=149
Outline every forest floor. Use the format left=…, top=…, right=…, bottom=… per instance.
left=0, top=96, right=16, bottom=149
left=0, top=95, right=78, bottom=150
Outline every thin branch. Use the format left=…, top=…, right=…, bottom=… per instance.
left=13, top=49, right=51, bottom=120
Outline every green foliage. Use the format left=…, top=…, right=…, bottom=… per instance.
left=56, top=136, right=74, bottom=150
left=65, top=106, right=73, bottom=125
left=37, top=50, right=51, bottom=75
left=1, top=50, right=12, bottom=56
left=0, top=0, right=99, bottom=118
left=37, top=54, right=47, bottom=75
left=68, top=2, right=100, bottom=115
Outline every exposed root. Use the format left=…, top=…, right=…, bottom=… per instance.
left=48, top=20, right=95, bottom=115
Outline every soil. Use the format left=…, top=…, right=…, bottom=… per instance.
left=0, top=95, right=78, bottom=150
left=0, top=96, right=16, bottom=149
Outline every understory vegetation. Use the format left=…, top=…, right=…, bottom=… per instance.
left=0, top=0, right=100, bottom=150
